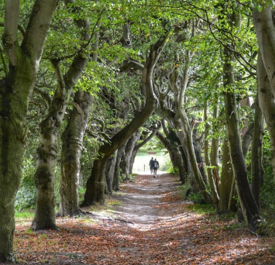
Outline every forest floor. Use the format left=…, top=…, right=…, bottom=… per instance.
left=9, top=173, right=275, bottom=264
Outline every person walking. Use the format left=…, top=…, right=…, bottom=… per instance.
left=153, top=158, right=159, bottom=178
left=149, top=157, right=154, bottom=174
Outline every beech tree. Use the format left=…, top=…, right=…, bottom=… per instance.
left=253, top=4, right=275, bottom=183
left=0, top=0, right=58, bottom=261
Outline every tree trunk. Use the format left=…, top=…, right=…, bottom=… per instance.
left=176, top=113, right=212, bottom=203
left=223, top=46, right=262, bottom=231
left=219, top=139, right=234, bottom=212
left=156, top=130, right=186, bottom=183
left=32, top=5, right=91, bottom=228
left=204, top=102, right=219, bottom=208
left=105, top=150, right=118, bottom=194
left=113, top=142, right=127, bottom=191
left=0, top=66, right=35, bottom=262
left=81, top=34, right=169, bottom=206
left=193, top=136, right=208, bottom=183
left=129, top=132, right=142, bottom=174
left=122, top=131, right=140, bottom=180
left=59, top=91, right=93, bottom=216
left=210, top=104, right=220, bottom=195
left=169, top=57, right=211, bottom=203
left=257, top=53, right=275, bottom=184
left=253, top=7, right=275, bottom=184
left=242, top=123, right=254, bottom=157
left=0, top=0, right=58, bottom=261
left=251, top=93, right=264, bottom=208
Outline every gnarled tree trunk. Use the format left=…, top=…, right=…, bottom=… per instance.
left=59, top=91, right=93, bottom=216
left=0, top=0, right=58, bottom=261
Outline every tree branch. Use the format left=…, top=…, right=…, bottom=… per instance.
left=21, top=0, right=59, bottom=63
left=120, top=59, right=144, bottom=72
left=2, top=0, right=20, bottom=65
left=33, top=87, right=52, bottom=109
left=50, top=59, right=66, bottom=98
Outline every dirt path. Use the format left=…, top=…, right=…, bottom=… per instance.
left=111, top=173, right=179, bottom=224
left=14, top=173, right=275, bottom=265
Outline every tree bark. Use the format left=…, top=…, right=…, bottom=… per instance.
left=122, top=131, right=140, bottom=180
left=113, top=142, right=127, bottom=191
left=204, top=102, right=219, bottom=208
left=219, top=139, right=234, bottom=212
left=81, top=34, right=169, bottom=206
left=223, top=45, right=262, bottom=230
left=251, top=93, right=264, bottom=208
left=257, top=53, right=275, bottom=186
left=193, top=134, right=208, bottom=183
left=58, top=91, right=93, bottom=216
left=242, top=123, right=254, bottom=157
left=0, top=0, right=58, bottom=261
left=32, top=2, right=91, bottom=229
left=156, top=130, right=186, bottom=183
left=253, top=7, right=275, bottom=184
left=105, top=151, right=118, bottom=194
left=167, top=64, right=211, bottom=203
left=210, top=104, right=220, bottom=196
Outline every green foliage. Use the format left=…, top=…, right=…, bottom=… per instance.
left=15, top=157, right=36, bottom=211
left=261, top=131, right=275, bottom=219
left=187, top=203, right=215, bottom=215
left=167, top=166, right=179, bottom=174
left=143, top=134, right=164, bottom=152
left=15, top=211, right=34, bottom=220
left=187, top=192, right=205, bottom=204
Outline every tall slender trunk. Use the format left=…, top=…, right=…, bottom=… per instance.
left=219, top=139, right=234, bottom=212
left=257, top=53, right=275, bottom=183
left=169, top=53, right=211, bottom=203
left=210, top=104, right=220, bottom=195
left=176, top=112, right=212, bottom=203
left=251, top=93, right=264, bottom=207
left=253, top=6, right=275, bottom=184
left=223, top=46, right=262, bottom=230
left=204, top=102, right=219, bottom=208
